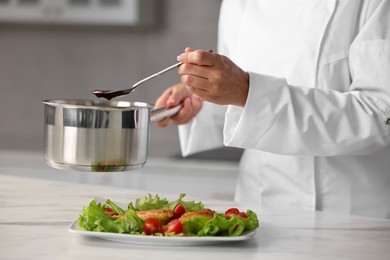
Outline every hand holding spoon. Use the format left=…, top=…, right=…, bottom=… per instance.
left=93, top=49, right=213, bottom=100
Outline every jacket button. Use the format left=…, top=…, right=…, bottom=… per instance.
left=387, top=118, right=390, bottom=125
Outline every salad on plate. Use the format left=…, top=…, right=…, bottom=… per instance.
left=77, top=194, right=260, bottom=237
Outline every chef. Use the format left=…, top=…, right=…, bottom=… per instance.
left=155, top=0, right=390, bottom=219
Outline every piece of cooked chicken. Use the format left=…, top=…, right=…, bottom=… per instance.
left=178, top=208, right=215, bottom=223
left=135, top=209, right=174, bottom=225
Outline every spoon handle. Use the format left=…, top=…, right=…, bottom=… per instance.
left=131, top=61, right=183, bottom=90
left=131, top=49, right=213, bottom=90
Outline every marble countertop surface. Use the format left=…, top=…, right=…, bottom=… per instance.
left=0, top=150, right=238, bottom=201
left=1, top=172, right=390, bottom=260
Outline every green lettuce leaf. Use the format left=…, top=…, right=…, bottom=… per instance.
left=78, top=200, right=109, bottom=231
left=134, top=194, right=169, bottom=210
left=106, top=199, right=125, bottom=214
left=134, top=193, right=204, bottom=212
left=183, top=210, right=259, bottom=237
left=78, top=199, right=144, bottom=234
left=166, top=193, right=204, bottom=212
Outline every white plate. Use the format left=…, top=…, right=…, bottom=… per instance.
left=69, top=221, right=256, bottom=246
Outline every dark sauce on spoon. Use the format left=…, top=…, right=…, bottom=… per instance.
left=92, top=90, right=130, bottom=100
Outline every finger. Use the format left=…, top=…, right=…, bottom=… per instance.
left=154, top=88, right=173, bottom=108
left=155, top=83, right=188, bottom=108
left=177, top=63, right=211, bottom=80
left=177, top=49, right=214, bottom=66
left=166, top=84, right=190, bottom=107
left=153, top=117, right=172, bottom=128
left=181, top=75, right=210, bottom=92
left=184, top=47, right=195, bottom=52
left=186, top=86, right=212, bottom=102
left=170, top=98, right=194, bottom=125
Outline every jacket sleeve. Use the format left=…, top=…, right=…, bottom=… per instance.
left=224, top=0, right=390, bottom=156
left=178, top=102, right=227, bottom=157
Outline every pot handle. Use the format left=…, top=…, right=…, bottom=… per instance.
left=150, top=104, right=182, bottom=123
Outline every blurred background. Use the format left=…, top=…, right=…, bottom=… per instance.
left=0, top=0, right=241, bottom=200
left=0, top=0, right=247, bottom=200
left=0, top=0, right=221, bottom=156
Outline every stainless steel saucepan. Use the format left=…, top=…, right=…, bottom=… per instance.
left=43, top=99, right=181, bottom=172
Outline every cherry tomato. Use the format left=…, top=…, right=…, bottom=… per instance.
left=225, top=208, right=240, bottom=218
left=142, top=218, right=163, bottom=235
left=173, top=203, right=186, bottom=219
left=163, top=219, right=184, bottom=235
left=103, top=207, right=116, bottom=216
left=239, top=212, right=248, bottom=218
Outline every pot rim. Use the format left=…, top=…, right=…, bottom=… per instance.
left=43, top=99, right=152, bottom=111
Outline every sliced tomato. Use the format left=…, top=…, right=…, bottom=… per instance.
left=173, top=203, right=186, bottom=219
left=238, top=212, right=248, bottom=218
left=225, top=208, right=240, bottom=218
left=225, top=208, right=248, bottom=218
left=163, top=219, right=184, bottom=235
left=142, top=218, right=163, bottom=235
left=103, top=207, right=116, bottom=216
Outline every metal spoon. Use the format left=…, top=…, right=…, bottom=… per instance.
left=93, top=61, right=183, bottom=100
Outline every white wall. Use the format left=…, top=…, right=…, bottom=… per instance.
left=0, top=0, right=222, bottom=157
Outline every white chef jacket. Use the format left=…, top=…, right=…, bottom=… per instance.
left=178, top=0, right=390, bottom=219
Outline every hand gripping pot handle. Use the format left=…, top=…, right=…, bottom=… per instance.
left=150, top=104, right=182, bottom=123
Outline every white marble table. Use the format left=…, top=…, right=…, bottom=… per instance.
left=0, top=150, right=238, bottom=201
left=1, top=174, right=390, bottom=260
